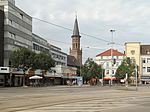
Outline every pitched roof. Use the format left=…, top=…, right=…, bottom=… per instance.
left=67, top=55, right=78, bottom=67
left=96, top=49, right=125, bottom=57
left=72, top=18, right=80, bottom=37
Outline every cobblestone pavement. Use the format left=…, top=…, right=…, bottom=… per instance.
left=0, top=85, right=150, bottom=112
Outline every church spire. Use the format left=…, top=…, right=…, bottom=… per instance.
left=72, top=16, right=80, bottom=37
left=70, top=15, right=82, bottom=67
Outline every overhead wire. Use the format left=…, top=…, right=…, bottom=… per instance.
left=3, top=7, right=141, bottom=49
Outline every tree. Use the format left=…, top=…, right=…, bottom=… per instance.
left=115, top=58, right=135, bottom=79
left=10, top=48, right=35, bottom=68
left=10, top=48, right=55, bottom=70
left=81, top=58, right=103, bottom=82
left=33, top=52, right=55, bottom=70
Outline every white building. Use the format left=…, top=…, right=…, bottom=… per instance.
left=96, top=49, right=125, bottom=78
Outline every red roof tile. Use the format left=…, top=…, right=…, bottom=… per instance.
left=96, top=49, right=125, bottom=57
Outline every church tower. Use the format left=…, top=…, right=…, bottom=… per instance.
left=70, top=17, right=82, bottom=67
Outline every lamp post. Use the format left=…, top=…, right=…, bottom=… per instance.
left=22, top=65, right=28, bottom=87
left=131, top=58, right=138, bottom=91
left=110, top=30, right=115, bottom=86
left=10, top=67, right=13, bottom=87
left=125, top=72, right=128, bottom=88
left=23, top=67, right=26, bottom=87
left=135, top=63, right=138, bottom=91
left=101, top=68, right=104, bottom=86
left=53, top=70, right=56, bottom=85
left=110, top=30, right=115, bottom=58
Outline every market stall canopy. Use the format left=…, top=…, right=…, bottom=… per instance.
left=29, top=75, right=43, bottom=79
left=103, top=76, right=116, bottom=80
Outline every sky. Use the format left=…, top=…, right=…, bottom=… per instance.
left=15, top=0, right=150, bottom=63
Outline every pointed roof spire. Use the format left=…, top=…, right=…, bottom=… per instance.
left=72, top=13, right=80, bottom=37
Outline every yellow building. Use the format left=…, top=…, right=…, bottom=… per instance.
left=125, top=42, right=141, bottom=81
left=125, top=42, right=141, bottom=66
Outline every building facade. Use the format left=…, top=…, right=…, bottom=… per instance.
left=125, top=42, right=142, bottom=82
left=0, top=0, right=32, bottom=67
left=140, top=45, right=150, bottom=83
left=96, top=49, right=125, bottom=78
left=0, top=0, right=69, bottom=87
left=125, top=42, right=141, bottom=67
left=50, top=45, right=67, bottom=66
left=32, top=34, right=67, bottom=66
left=125, top=42, right=150, bottom=83
left=32, top=33, right=49, bottom=54
left=0, top=6, right=4, bottom=67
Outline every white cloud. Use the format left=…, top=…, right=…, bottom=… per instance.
left=16, top=0, right=150, bottom=62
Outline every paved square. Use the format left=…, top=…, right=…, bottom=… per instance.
left=0, top=86, right=150, bottom=112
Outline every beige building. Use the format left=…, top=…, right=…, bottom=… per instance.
left=125, top=42, right=141, bottom=66
left=125, top=42, right=150, bottom=83
left=125, top=42, right=141, bottom=80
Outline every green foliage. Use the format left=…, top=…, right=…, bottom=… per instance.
left=81, top=58, right=103, bottom=81
left=10, top=48, right=35, bottom=68
left=33, top=52, right=55, bottom=70
left=10, top=48, right=55, bottom=70
left=115, top=57, right=135, bottom=79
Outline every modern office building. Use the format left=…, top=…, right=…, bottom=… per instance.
left=0, top=6, right=4, bottom=67
left=50, top=45, right=67, bottom=66
left=32, top=34, right=67, bottom=66
left=32, top=33, right=49, bottom=54
left=0, top=0, right=32, bottom=67
left=0, top=0, right=69, bottom=87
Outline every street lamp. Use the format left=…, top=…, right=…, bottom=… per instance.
left=10, top=67, right=13, bottom=87
left=131, top=58, right=138, bottom=91
left=23, top=67, right=26, bottom=87
left=110, top=30, right=115, bottom=86
left=22, top=65, right=28, bottom=87
left=53, top=70, right=56, bottom=85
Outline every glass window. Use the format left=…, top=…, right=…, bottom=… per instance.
left=106, top=62, right=109, bottom=67
left=147, top=58, right=150, bottom=63
left=131, top=50, right=135, bottom=55
left=106, top=70, right=109, bottom=74
left=142, top=58, right=146, bottom=63
left=143, top=67, right=146, bottom=73
left=112, top=70, right=114, bottom=74
left=116, top=62, right=119, bottom=66
left=147, top=67, right=150, bottom=72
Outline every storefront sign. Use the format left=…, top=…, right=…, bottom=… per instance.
left=0, top=67, right=10, bottom=73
